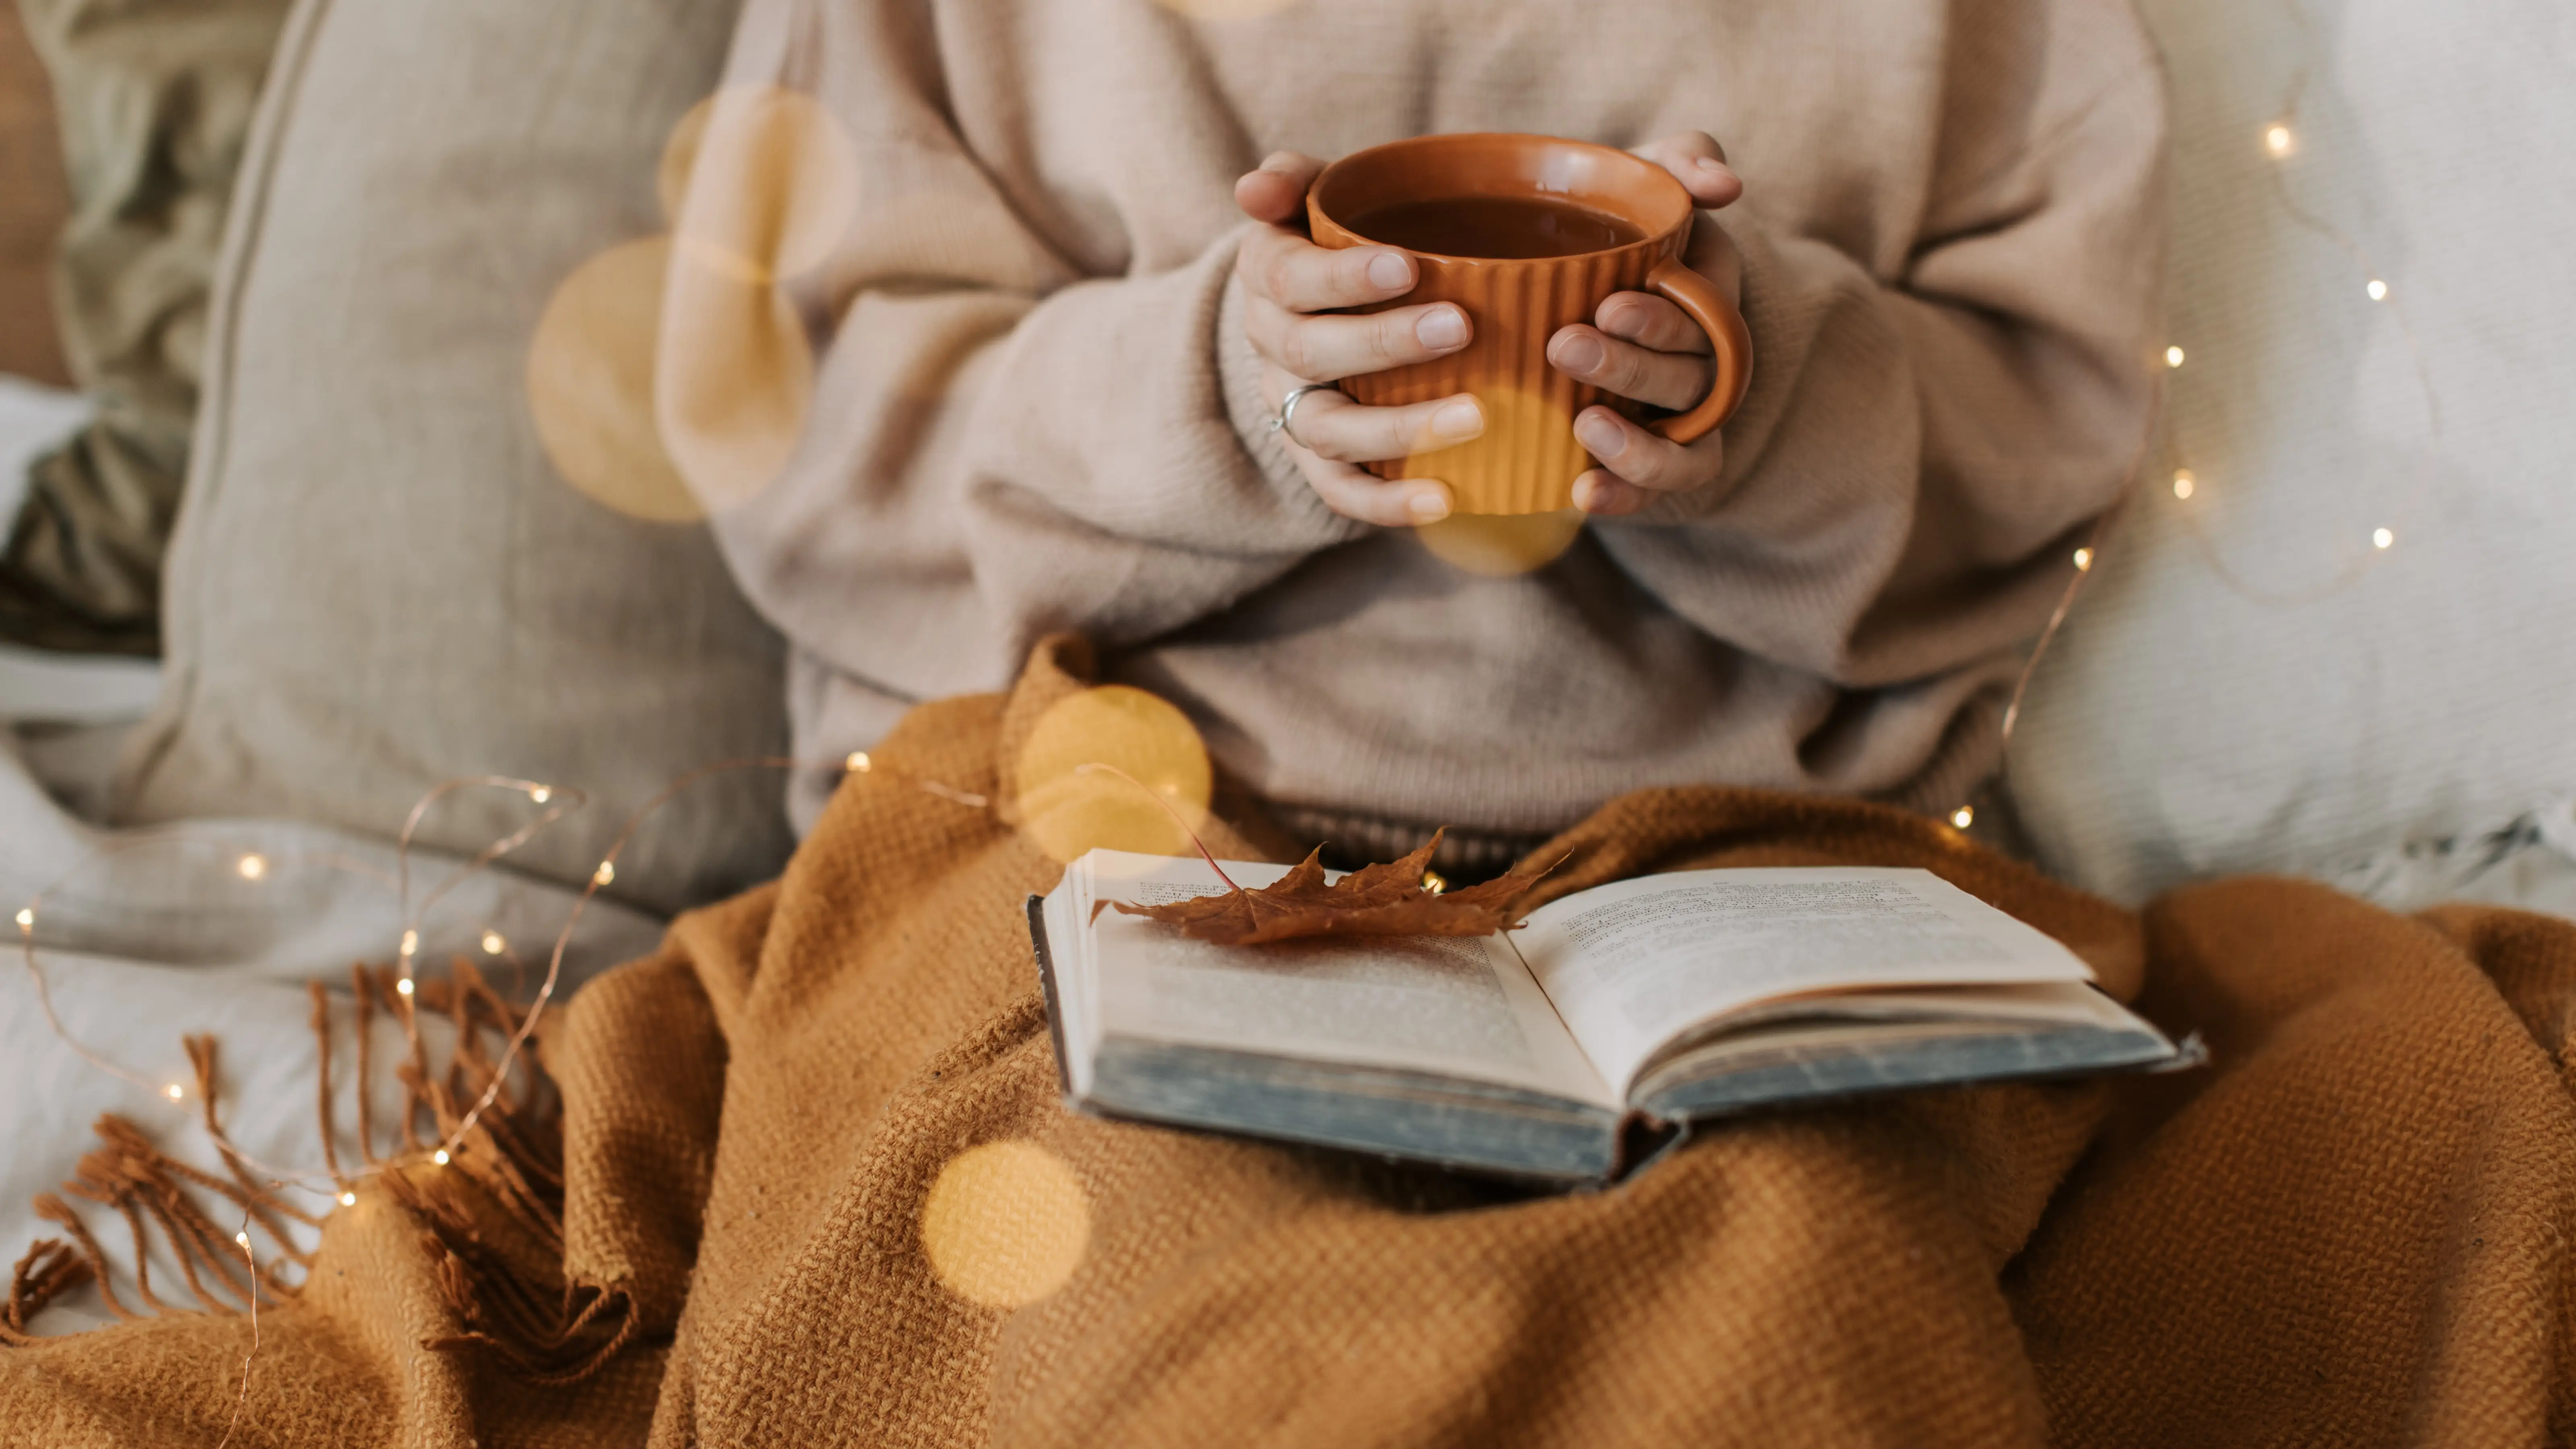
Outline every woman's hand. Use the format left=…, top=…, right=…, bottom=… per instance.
left=1233, top=132, right=1744, bottom=525
left=1548, top=131, right=1746, bottom=517
left=1235, top=152, right=1482, bottom=526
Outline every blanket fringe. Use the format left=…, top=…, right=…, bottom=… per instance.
left=0, top=1238, right=93, bottom=1346
left=375, top=960, right=645, bottom=1385
left=4, top=958, right=645, bottom=1386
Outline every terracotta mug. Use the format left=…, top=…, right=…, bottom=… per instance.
left=1308, top=132, right=1753, bottom=515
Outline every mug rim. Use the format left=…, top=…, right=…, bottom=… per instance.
left=1309, top=131, right=1693, bottom=264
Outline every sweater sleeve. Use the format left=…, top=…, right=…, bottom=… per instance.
left=685, top=0, right=1360, bottom=708
left=1588, top=38, right=2168, bottom=691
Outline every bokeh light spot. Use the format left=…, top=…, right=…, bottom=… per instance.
left=654, top=247, right=815, bottom=513
left=1401, top=383, right=1582, bottom=516
left=527, top=236, right=704, bottom=522
left=921, top=1141, right=1090, bottom=1308
left=663, top=85, right=861, bottom=286
left=1015, top=686, right=1214, bottom=864
left=1414, top=508, right=1585, bottom=577
left=656, top=99, right=711, bottom=230
left=1149, top=0, right=1304, bottom=16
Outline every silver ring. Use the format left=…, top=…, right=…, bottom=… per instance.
left=1269, top=382, right=1337, bottom=447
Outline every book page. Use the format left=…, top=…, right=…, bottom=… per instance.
left=1076, top=851, right=1615, bottom=1107
left=1509, top=867, right=2096, bottom=1095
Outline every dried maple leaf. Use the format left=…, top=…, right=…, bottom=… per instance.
left=1098, top=828, right=1559, bottom=946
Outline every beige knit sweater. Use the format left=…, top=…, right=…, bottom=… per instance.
left=707, top=0, right=2167, bottom=864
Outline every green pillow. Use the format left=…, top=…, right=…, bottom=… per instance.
left=0, top=0, right=291, bottom=655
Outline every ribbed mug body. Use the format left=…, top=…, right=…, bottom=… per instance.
left=1328, top=236, right=1686, bottom=514
left=1307, top=134, right=1710, bottom=515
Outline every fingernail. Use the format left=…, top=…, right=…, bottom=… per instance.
left=1408, top=487, right=1452, bottom=523
left=1415, top=306, right=1467, bottom=348
left=1554, top=332, right=1604, bottom=374
left=1430, top=397, right=1484, bottom=441
left=1368, top=251, right=1414, bottom=290
left=1575, top=413, right=1625, bottom=457
left=1695, top=156, right=1729, bottom=172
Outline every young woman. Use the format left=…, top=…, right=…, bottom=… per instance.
left=697, top=0, right=2166, bottom=871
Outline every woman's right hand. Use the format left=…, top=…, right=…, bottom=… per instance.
left=1233, top=151, right=1485, bottom=526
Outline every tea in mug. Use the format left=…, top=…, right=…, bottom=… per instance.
left=1345, top=195, right=1647, bottom=259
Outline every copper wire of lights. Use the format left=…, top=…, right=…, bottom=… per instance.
left=14, top=753, right=986, bottom=1203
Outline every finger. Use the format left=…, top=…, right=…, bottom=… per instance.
left=1244, top=294, right=1471, bottom=381
left=1572, top=469, right=1654, bottom=517
left=1633, top=131, right=1743, bottom=209
left=1296, top=454, right=1456, bottom=527
left=1237, top=225, right=1419, bottom=312
left=1594, top=291, right=1712, bottom=355
left=1682, top=221, right=1747, bottom=310
left=1547, top=323, right=1712, bottom=412
left=1233, top=151, right=1325, bottom=225
left=1280, top=387, right=1484, bottom=465
left=1572, top=404, right=1721, bottom=493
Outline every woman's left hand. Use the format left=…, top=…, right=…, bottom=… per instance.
left=1549, top=131, right=1746, bottom=517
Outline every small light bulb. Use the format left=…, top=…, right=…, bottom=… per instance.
left=2172, top=470, right=2196, bottom=499
left=234, top=1231, right=250, bottom=1248
left=432, top=1149, right=451, bottom=1166
left=338, top=1191, right=357, bottom=1207
left=396, top=977, right=416, bottom=997
left=528, top=786, right=552, bottom=805
left=592, top=861, right=616, bottom=887
left=844, top=751, right=872, bottom=774
left=399, top=928, right=419, bottom=959
left=2372, top=527, right=2394, bottom=549
left=1951, top=806, right=1976, bottom=829
left=1420, top=871, right=1448, bottom=896
left=2265, top=124, right=2294, bottom=156
left=13, top=907, right=30, bottom=929
left=2072, top=547, right=2094, bottom=571
left=235, top=853, right=267, bottom=881
left=163, top=1083, right=185, bottom=1101
left=480, top=930, right=506, bottom=955
left=2164, top=345, right=2185, bottom=368
left=2365, top=278, right=2388, bottom=301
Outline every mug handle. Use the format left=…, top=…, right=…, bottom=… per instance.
left=1643, top=257, right=1753, bottom=446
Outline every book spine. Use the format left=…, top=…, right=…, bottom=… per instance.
left=1026, top=895, right=1076, bottom=1101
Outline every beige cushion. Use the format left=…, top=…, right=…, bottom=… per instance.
left=113, top=0, right=793, bottom=913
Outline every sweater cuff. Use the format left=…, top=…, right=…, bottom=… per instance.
left=1214, top=256, right=1367, bottom=542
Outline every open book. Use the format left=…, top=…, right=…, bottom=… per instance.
left=1028, top=850, right=2192, bottom=1185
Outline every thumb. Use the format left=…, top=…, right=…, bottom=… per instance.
left=1234, top=150, right=1326, bottom=225
left=1633, top=132, right=1743, bottom=209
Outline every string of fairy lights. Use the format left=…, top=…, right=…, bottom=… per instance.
left=13, top=753, right=982, bottom=1208
left=9, top=749, right=993, bottom=1443
left=1954, top=82, right=2440, bottom=832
